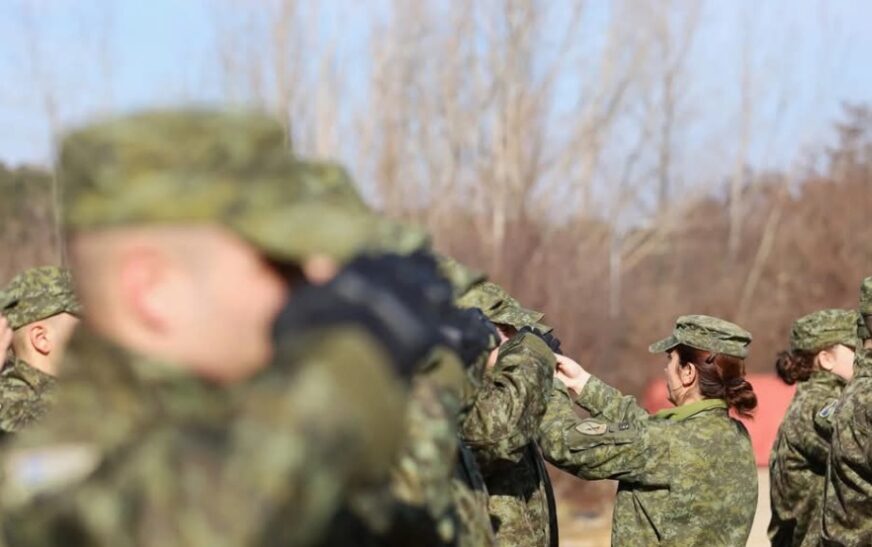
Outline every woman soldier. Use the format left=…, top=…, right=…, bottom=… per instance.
left=539, top=315, right=758, bottom=546
left=768, top=309, right=857, bottom=546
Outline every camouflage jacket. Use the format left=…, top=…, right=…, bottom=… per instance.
left=540, top=377, right=758, bottom=547
left=0, top=326, right=407, bottom=547
left=319, top=348, right=495, bottom=547
left=821, top=348, right=872, bottom=546
left=0, top=357, right=56, bottom=435
left=769, top=370, right=844, bottom=547
left=460, top=332, right=557, bottom=547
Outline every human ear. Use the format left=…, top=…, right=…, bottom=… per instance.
left=818, top=349, right=836, bottom=372
left=681, top=363, right=698, bottom=387
left=119, top=246, right=172, bottom=330
left=28, top=324, right=51, bottom=355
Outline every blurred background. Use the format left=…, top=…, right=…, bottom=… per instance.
left=1, top=1, right=871, bottom=544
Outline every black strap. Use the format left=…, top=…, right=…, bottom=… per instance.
left=530, top=442, right=559, bottom=547
left=455, top=441, right=489, bottom=495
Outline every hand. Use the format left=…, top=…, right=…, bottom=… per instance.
left=273, top=251, right=453, bottom=381
left=554, top=354, right=591, bottom=396
left=0, top=314, right=12, bottom=359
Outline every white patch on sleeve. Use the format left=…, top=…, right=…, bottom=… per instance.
left=818, top=400, right=838, bottom=419
left=575, top=421, right=608, bottom=436
left=4, top=443, right=101, bottom=503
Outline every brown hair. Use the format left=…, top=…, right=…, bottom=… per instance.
left=774, top=350, right=816, bottom=385
left=675, top=345, right=758, bottom=418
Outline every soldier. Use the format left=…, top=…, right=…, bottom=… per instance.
left=456, top=281, right=559, bottom=547
left=278, top=166, right=499, bottom=546
left=821, top=278, right=872, bottom=546
left=769, top=309, right=858, bottom=547
left=0, top=109, right=442, bottom=546
left=0, top=266, right=81, bottom=434
left=540, top=315, right=759, bottom=546
left=293, top=168, right=561, bottom=545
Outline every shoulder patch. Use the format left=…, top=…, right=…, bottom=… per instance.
left=575, top=421, right=608, bottom=436
left=4, top=443, right=101, bottom=503
left=819, top=400, right=838, bottom=419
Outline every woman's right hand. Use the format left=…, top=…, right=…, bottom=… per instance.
left=555, top=354, right=591, bottom=396
left=0, top=314, right=12, bottom=359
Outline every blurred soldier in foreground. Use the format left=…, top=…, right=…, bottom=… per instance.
left=0, top=267, right=80, bottom=434
left=769, top=309, right=857, bottom=547
left=821, top=277, right=872, bottom=545
left=0, top=110, right=443, bottom=546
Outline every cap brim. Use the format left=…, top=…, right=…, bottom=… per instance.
left=374, top=218, right=431, bottom=255
left=649, top=335, right=680, bottom=354
left=533, top=322, right=553, bottom=335
left=491, top=307, right=545, bottom=329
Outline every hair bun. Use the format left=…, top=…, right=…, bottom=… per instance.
left=725, top=376, right=757, bottom=418
left=775, top=350, right=813, bottom=385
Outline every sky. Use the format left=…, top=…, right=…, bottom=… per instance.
left=0, top=0, right=870, bottom=175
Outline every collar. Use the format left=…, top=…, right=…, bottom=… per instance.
left=802, top=369, right=846, bottom=391
left=0, top=357, right=57, bottom=394
left=61, top=327, right=207, bottom=385
left=57, top=327, right=231, bottom=422
left=854, top=347, right=872, bottom=378
left=654, top=398, right=728, bottom=421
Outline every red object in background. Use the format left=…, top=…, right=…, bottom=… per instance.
left=642, top=374, right=796, bottom=466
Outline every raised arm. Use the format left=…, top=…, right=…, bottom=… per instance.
left=460, top=331, right=555, bottom=467
left=539, top=381, right=669, bottom=486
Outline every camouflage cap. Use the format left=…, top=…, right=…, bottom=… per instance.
left=58, top=109, right=380, bottom=263
left=282, top=157, right=434, bottom=256
left=649, top=315, right=752, bottom=359
left=373, top=218, right=432, bottom=256
left=438, top=255, right=487, bottom=300
left=1, top=266, right=81, bottom=330
left=456, top=281, right=544, bottom=329
left=789, top=309, right=859, bottom=353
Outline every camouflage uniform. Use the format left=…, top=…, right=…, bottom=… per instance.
left=293, top=173, right=552, bottom=545
left=1, top=325, right=407, bottom=547
left=769, top=309, right=858, bottom=547
left=0, top=266, right=81, bottom=435
left=288, top=187, right=496, bottom=545
left=318, top=346, right=496, bottom=547
left=540, top=315, right=758, bottom=546
left=821, top=278, right=872, bottom=546
left=0, top=357, right=56, bottom=435
left=457, top=282, right=558, bottom=547
left=0, top=110, right=410, bottom=546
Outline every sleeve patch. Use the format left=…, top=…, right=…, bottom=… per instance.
left=4, top=443, right=101, bottom=503
left=819, top=400, right=838, bottom=419
left=575, top=421, right=608, bottom=436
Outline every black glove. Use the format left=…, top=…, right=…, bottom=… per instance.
left=439, top=307, right=499, bottom=367
left=518, top=325, right=563, bottom=355
left=272, top=252, right=453, bottom=381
